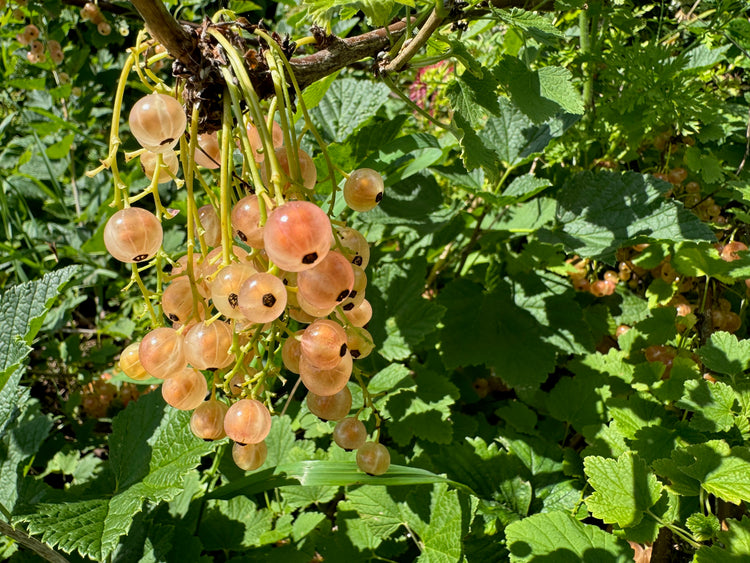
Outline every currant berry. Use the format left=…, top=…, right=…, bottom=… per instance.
left=356, top=442, right=390, bottom=475
left=721, top=241, right=748, bottom=262
left=119, top=342, right=150, bottom=381
left=210, top=263, right=258, bottom=320
left=297, top=291, right=336, bottom=318
left=162, top=368, right=208, bottom=410
left=139, top=327, right=187, bottom=379
left=232, top=440, right=267, bottom=471
left=263, top=201, right=332, bottom=272
left=103, top=207, right=163, bottom=263
left=346, top=327, right=374, bottom=359
left=281, top=331, right=303, bottom=374
left=341, top=265, right=367, bottom=310
left=190, top=399, right=229, bottom=440
left=194, top=133, right=220, bottom=169
left=301, top=319, right=348, bottom=370
left=246, top=119, right=283, bottom=162
left=184, top=320, right=235, bottom=370
left=140, top=149, right=179, bottom=184
left=129, top=93, right=186, bottom=154
left=231, top=195, right=269, bottom=248
left=237, top=272, right=287, bottom=323
left=262, top=147, right=317, bottom=192
left=197, top=204, right=222, bottom=248
left=30, top=40, right=44, bottom=56
left=334, top=298, right=372, bottom=328
left=299, top=350, right=352, bottom=396
left=162, top=277, right=205, bottom=324
left=344, top=168, right=384, bottom=212
left=224, top=399, right=272, bottom=444
left=297, top=251, right=354, bottom=310
left=336, top=227, right=370, bottom=268
left=306, top=386, right=352, bottom=421
left=333, top=417, right=367, bottom=450
left=24, top=24, right=39, bottom=41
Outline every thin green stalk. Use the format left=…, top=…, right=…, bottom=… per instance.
left=220, top=93, right=233, bottom=266
left=382, top=74, right=458, bottom=136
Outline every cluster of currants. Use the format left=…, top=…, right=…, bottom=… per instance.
left=80, top=372, right=153, bottom=419
left=107, top=89, right=390, bottom=475
left=15, top=23, right=63, bottom=65
left=79, top=1, right=112, bottom=36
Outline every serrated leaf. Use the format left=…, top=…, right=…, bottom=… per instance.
left=584, top=451, right=662, bottom=528
left=294, top=70, right=340, bottom=123
left=0, top=266, right=79, bottom=392
left=546, top=171, right=714, bottom=263
left=497, top=57, right=583, bottom=122
left=547, top=371, right=611, bottom=431
left=505, top=511, right=631, bottom=562
left=672, top=242, right=750, bottom=283
left=678, top=441, right=750, bottom=505
left=677, top=379, right=738, bottom=432
left=694, top=516, right=750, bottom=562
left=311, top=78, right=390, bottom=143
left=446, top=72, right=501, bottom=128
left=504, top=174, right=552, bottom=202
left=438, top=279, right=556, bottom=390
left=199, top=497, right=274, bottom=550
left=367, top=364, right=413, bottom=394
left=686, top=513, right=721, bottom=542
left=378, top=369, right=459, bottom=445
left=477, top=97, right=579, bottom=171
left=16, top=393, right=215, bottom=560
left=340, top=486, right=403, bottom=539
left=412, top=483, right=463, bottom=563
left=494, top=8, right=563, bottom=44
left=698, top=332, right=750, bottom=377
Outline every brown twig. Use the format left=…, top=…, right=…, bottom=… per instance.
left=0, top=520, right=70, bottom=563
left=129, top=0, right=198, bottom=66
left=382, top=9, right=444, bottom=74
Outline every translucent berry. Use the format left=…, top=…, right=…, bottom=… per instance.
left=184, top=320, right=235, bottom=370
left=344, top=168, right=384, bottom=212
left=119, top=342, right=149, bottom=381
left=297, top=251, right=354, bottom=310
left=139, top=327, right=187, bottom=379
left=190, top=399, right=229, bottom=440
left=197, top=205, right=221, bottom=248
left=103, top=207, right=163, bottom=263
left=162, top=368, right=207, bottom=410
left=301, top=319, right=348, bottom=370
left=97, top=22, right=112, bottom=36
left=237, top=272, right=287, bottom=323
left=162, top=277, right=204, bottom=325
left=721, top=241, right=748, bottom=262
left=299, top=350, right=352, bottom=396
left=263, top=201, right=332, bottom=272
left=24, top=24, right=39, bottom=41
left=129, top=93, right=186, bottom=154
left=210, top=263, right=258, bottom=320
left=334, top=299, right=372, bottom=328
left=262, top=147, right=317, bottom=192
left=224, top=399, right=272, bottom=444
left=333, top=417, right=367, bottom=450
left=233, top=441, right=267, bottom=471
left=356, top=442, right=390, bottom=475
left=281, top=331, right=303, bottom=374
left=336, top=226, right=370, bottom=268
left=346, top=327, right=374, bottom=359
left=194, top=132, right=220, bottom=169
left=231, top=195, right=269, bottom=248
left=246, top=119, right=283, bottom=162
left=140, top=149, right=179, bottom=184
left=306, top=386, right=352, bottom=421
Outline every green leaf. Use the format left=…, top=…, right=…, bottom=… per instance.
left=208, top=461, right=475, bottom=501
left=677, top=379, right=738, bottom=432
left=672, top=242, right=750, bottom=283
left=438, top=279, right=556, bottom=390
left=446, top=72, right=501, bottom=128
left=0, top=265, right=79, bottom=393
left=504, top=174, right=553, bottom=202
left=367, top=363, right=412, bottom=394
left=694, top=516, right=750, bottom=562
left=477, top=97, right=579, bottom=170
left=547, top=371, right=611, bottom=431
left=377, top=369, right=459, bottom=445
left=546, top=171, right=714, bottom=263
left=584, top=451, right=662, bottom=528
left=411, top=483, right=463, bottom=563
left=16, top=393, right=215, bottom=560
left=698, top=332, right=750, bottom=378
left=678, top=441, right=750, bottom=505
left=45, top=134, right=75, bottom=159
left=294, top=70, right=340, bottom=123
left=497, top=57, right=584, bottom=122
left=494, top=8, right=564, bottom=44
left=311, top=78, right=390, bottom=143
left=686, top=512, right=721, bottom=542
left=505, top=511, right=631, bottom=562
left=198, top=497, right=274, bottom=550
